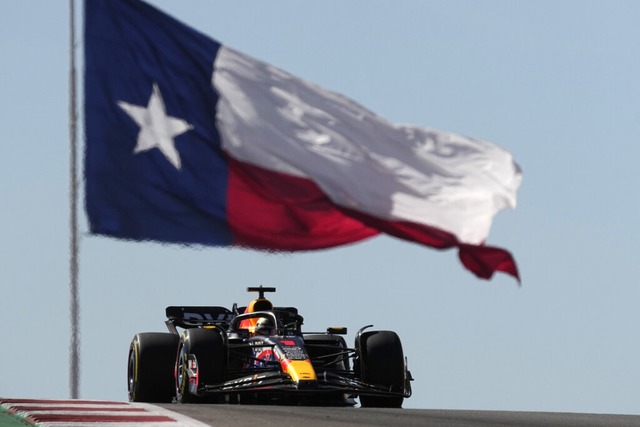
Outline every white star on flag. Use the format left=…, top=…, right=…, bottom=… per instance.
left=118, top=83, right=193, bottom=170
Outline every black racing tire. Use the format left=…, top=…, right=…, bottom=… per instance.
left=128, top=332, right=179, bottom=403
left=357, top=330, right=405, bottom=408
left=175, top=328, right=226, bottom=403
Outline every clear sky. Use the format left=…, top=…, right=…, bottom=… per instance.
left=1, top=0, right=639, bottom=414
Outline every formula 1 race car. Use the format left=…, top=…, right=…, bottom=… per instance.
left=127, top=286, right=412, bottom=407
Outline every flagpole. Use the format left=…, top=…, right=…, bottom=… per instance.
left=69, top=0, right=80, bottom=399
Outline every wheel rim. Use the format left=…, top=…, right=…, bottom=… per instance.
left=127, top=345, right=136, bottom=401
left=175, top=344, right=187, bottom=400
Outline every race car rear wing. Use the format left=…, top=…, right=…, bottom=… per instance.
left=165, top=306, right=233, bottom=334
left=164, top=305, right=304, bottom=335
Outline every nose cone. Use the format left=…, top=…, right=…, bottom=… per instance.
left=282, top=359, right=317, bottom=384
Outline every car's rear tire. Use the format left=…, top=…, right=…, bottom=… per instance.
left=357, top=330, right=405, bottom=408
left=175, top=328, right=226, bottom=403
left=128, top=332, right=179, bottom=403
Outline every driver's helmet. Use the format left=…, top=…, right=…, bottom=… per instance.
left=255, top=317, right=277, bottom=336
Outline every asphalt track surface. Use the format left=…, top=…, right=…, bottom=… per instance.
left=158, top=404, right=640, bottom=427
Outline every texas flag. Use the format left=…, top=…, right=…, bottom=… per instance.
left=84, top=0, right=522, bottom=280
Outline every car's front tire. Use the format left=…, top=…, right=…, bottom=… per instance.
left=357, top=330, right=405, bottom=408
left=128, top=332, right=179, bottom=403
